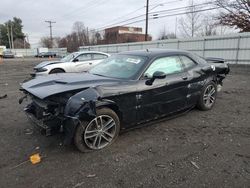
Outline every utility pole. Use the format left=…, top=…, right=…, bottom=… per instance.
left=6, top=24, right=11, bottom=49
left=23, top=35, right=26, bottom=49
left=175, top=17, right=178, bottom=37
left=45, top=20, right=56, bottom=48
left=145, top=0, right=149, bottom=41
left=10, top=24, right=14, bottom=50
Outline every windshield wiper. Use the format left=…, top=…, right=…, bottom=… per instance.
left=91, top=73, right=112, bottom=78
left=91, top=73, right=105, bottom=77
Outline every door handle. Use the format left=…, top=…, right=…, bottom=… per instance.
left=182, top=76, right=188, bottom=80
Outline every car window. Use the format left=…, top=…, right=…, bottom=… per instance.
left=144, top=56, right=183, bottom=78
left=180, top=56, right=197, bottom=69
left=92, top=54, right=108, bottom=60
left=89, top=55, right=147, bottom=79
left=76, top=54, right=92, bottom=61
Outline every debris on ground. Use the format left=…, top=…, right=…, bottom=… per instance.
left=30, top=153, right=41, bottom=164
left=0, top=94, right=7, bottom=99
left=10, top=160, right=29, bottom=170
left=86, top=174, right=96, bottom=178
left=10, top=153, right=43, bottom=169
left=190, top=161, right=200, bottom=169
left=72, top=181, right=85, bottom=188
left=155, top=164, right=167, bottom=169
left=24, top=128, right=33, bottom=135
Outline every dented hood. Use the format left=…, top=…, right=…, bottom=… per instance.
left=21, top=73, right=120, bottom=99
left=34, top=60, right=63, bottom=69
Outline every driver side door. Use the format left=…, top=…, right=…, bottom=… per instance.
left=73, top=53, right=93, bottom=72
left=136, top=56, right=189, bottom=123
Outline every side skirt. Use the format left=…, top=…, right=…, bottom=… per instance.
left=120, top=105, right=195, bottom=133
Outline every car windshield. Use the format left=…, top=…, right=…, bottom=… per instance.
left=60, top=52, right=78, bottom=62
left=89, top=54, right=147, bottom=79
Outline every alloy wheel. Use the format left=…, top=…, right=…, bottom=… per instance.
left=83, top=115, right=116, bottom=150
left=203, top=84, right=216, bottom=108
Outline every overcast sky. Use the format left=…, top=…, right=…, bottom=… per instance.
left=0, top=0, right=198, bottom=47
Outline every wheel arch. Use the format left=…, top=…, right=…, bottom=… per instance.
left=49, top=68, right=65, bottom=74
left=96, top=100, right=123, bottom=123
left=63, top=87, right=122, bottom=145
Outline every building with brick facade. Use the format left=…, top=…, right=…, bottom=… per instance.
left=98, top=26, right=152, bottom=44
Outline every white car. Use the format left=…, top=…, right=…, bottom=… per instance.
left=33, top=51, right=110, bottom=76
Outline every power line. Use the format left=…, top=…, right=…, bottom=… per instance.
left=117, top=6, right=220, bottom=27
left=95, top=0, right=188, bottom=31
left=95, top=6, right=145, bottom=28
left=63, top=0, right=99, bottom=16
left=94, top=1, right=216, bottom=32
left=94, top=1, right=182, bottom=30
left=63, top=0, right=107, bottom=18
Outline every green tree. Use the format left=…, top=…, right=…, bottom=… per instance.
left=0, top=17, right=28, bottom=48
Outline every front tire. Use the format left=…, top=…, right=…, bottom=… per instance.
left=74, top=108, right=120, bottom=152
left=197, top=81, right=217, bottom=111
left=49, top=68, right=65, bottom=74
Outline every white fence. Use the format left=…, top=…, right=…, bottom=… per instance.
left=79, top=32, right=250, bottom=64
left=10, top=48, right=68, bottom=57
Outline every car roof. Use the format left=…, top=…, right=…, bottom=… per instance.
left=118, top=49, right=191, bottom=57
left=76, top=51, right=110, bottom=55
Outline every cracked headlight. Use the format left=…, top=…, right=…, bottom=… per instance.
left=35, top=67, right=48, bottom=72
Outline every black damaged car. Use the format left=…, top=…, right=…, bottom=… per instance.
left=19, top=49, right=229, bottom=152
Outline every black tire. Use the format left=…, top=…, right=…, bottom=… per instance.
left=74, top=108, right=120, bottom=152
left=197, top=81, right=217, bottom=111
left=49, top=68, right=65, bottom=74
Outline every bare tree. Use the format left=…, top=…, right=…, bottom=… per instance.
left=40, top=37, right=52, bottom=48
left=13, top=38, right=30, bottom=48
left=200, top=16, right=217, bottom=36
left=158, top=27, right=177, bottom=40
left=214, top=0, right=250, bottom=32
left=72, top=21, right=90, bottom=46
left=179, top=0, right=203, bottom=37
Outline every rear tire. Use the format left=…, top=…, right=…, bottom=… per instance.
left=49, top=68, right=65, bottom=74
left=197, top=81, right=217, bottom=111
left=74, top=108, right=120, bottom=153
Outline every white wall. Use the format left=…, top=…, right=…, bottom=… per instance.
left=80, top=32, right=250, bottom=64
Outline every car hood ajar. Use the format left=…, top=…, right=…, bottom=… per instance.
left=34, top=60, right=63, bottom=69
left=21, top=73, right=120, bottom=99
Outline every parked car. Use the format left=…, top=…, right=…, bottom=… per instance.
left=20, top=49, right=229, bottom=152
left=32, top=51, right=110, bottom=76
left=2, top=50, right=15, bottom=58
left=36, top=51, right=57, bottom=58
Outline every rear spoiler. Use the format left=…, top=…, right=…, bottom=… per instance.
left=205, top=57, right=225, bottom=64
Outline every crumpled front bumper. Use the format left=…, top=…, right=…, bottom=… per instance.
left=24, top=102, right=63, bottom=136
left=24, top=104, right=81, bottom=145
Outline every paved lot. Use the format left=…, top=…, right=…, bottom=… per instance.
left=0, top=58, right=250, bottom=188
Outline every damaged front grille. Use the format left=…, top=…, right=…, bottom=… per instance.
left=24, top=94, right=64, bottom=135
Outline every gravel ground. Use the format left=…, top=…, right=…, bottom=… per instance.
left=0, top=58, right=250, bottom=188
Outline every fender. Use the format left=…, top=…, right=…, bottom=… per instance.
left=63, top=87, right=119, bottom=144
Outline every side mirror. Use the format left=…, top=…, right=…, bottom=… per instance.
left=145, top=71, right=166, bottom=86
left=73, top=58, right=79, bottom=62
